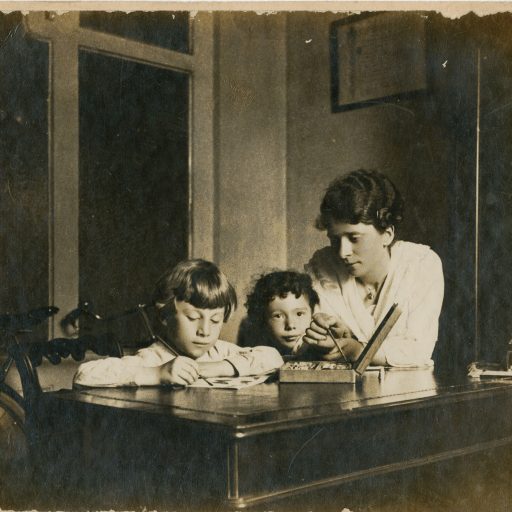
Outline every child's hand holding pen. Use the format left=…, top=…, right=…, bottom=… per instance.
left=159, top=356, right=200, bottom=386
left=303, top=313, right=364, bottom=362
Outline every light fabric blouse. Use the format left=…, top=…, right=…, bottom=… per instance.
left=305, top=241, right=444, bottom=367
left=73, top=339, right=284, bottom=387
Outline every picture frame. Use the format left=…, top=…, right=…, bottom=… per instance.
left=330, top=12, right=428, bottom=113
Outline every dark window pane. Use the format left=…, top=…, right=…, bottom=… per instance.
left=79, top=50, right=189, bottom=340
left=0, top=15, right=49, bottom=317
left=80, top=11, right=190, bottom=53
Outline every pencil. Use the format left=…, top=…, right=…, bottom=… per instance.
left=154, top=334, right=180, bottom=357
left=138, top=306, right=181, bottom=358
left=327, top=328, right=349, bottom=363
left=137, top=309, right=208, bottom=385
left=156, top=334, right=211, bottom=385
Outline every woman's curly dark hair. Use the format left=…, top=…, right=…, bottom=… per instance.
left=245, top=271, right=319, bottom=327
left=316, top=169, right=404, bottom=232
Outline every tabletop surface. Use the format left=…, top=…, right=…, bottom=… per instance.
left=46, top=369, right=512, bottom=434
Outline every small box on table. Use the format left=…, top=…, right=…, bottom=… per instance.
left=279, top=303, right=401, bottom=384
left=279, top=361, right=357, bottom=383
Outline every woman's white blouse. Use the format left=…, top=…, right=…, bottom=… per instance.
left=306, top=241, right=444, bottom=367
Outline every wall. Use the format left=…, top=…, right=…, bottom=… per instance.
left=287, top=12, right=452, bottom=269
left=477, top=15, right=512, bottom=361
left=215, top=13, right=287, bottom=341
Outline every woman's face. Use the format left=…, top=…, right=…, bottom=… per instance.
left=327, top=221, right=394, bottom=279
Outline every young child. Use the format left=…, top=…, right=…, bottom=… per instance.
left=73, top=259, right=284, bottom=387
left=239, top=271, right=319, bottom=356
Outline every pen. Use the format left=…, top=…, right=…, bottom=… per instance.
left=155, top=334, right=213, bottom=385
left=155, top=334, right=211, bottom=384
left=151, top=334, right=214, bottom=386
left=154, top=334, right=180, bottom=358
left=327, top=327, right=349, bottom=363
left=138, top=306, right=181, bottom=358
left=138, top=309, right=209, bottom=385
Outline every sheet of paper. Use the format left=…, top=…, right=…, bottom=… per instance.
left=189, top=374, right=272, bottom=389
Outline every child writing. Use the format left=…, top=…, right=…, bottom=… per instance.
left=73, top=259, right=284, bottom=387
left=239, top=271, right=320, bottom=356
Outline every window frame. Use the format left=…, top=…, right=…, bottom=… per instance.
left=24, top=11, right=214, bottom=336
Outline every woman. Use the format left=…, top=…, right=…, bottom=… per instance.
left=303, top=169, right=444, bottom=367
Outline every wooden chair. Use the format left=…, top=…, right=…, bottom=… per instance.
left=1, top=307, right=123, bottom=430
left=0, top=304, right=129, bottom=508
left=0, top=301, right=161, bottom=508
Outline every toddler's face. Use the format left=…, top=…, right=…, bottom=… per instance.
left=266, top=293, right=312, bottom=353
left=164, top=300, right=225, bottom=358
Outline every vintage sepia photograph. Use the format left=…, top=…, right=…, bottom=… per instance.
left=1, top=6, right=512, bottom=511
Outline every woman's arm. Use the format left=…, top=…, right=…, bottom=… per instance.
left=379, top=253, right=444, bottom=366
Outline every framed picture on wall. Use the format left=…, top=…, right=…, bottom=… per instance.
left=330, top=12, right=428, bottom=113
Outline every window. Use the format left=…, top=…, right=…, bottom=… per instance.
left=0, top=16, right=49, bottom=325
left=11, top=12, right=214, bottom=336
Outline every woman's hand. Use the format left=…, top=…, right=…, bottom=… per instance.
left=320, top=338, right=364, bottom=362
left=159, top=356, right=200, bottom=386
left=303, top=313, right=363, bottom=362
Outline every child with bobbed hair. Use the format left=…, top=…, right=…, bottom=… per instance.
left=74, top=259, right=284, bottom=387
left=239, top=270, right=319, bottom=356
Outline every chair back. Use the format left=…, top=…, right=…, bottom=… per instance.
left=0, top=306, right=124, bottom=444
left=0, top=303, right=158, bottom=507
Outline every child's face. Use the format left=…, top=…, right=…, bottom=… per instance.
left=266, top=293, right=312, bottom=352
left=164, top=300, right=225, bottom=358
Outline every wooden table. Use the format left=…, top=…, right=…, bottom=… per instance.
left=40, top=369, right=512, bottom=509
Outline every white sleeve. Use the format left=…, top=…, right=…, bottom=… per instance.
left=73, top=343, right=174, bottom=387
left=211, top=341, right=284, bottom=376
left=382, top=252, right=444, bottom=367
